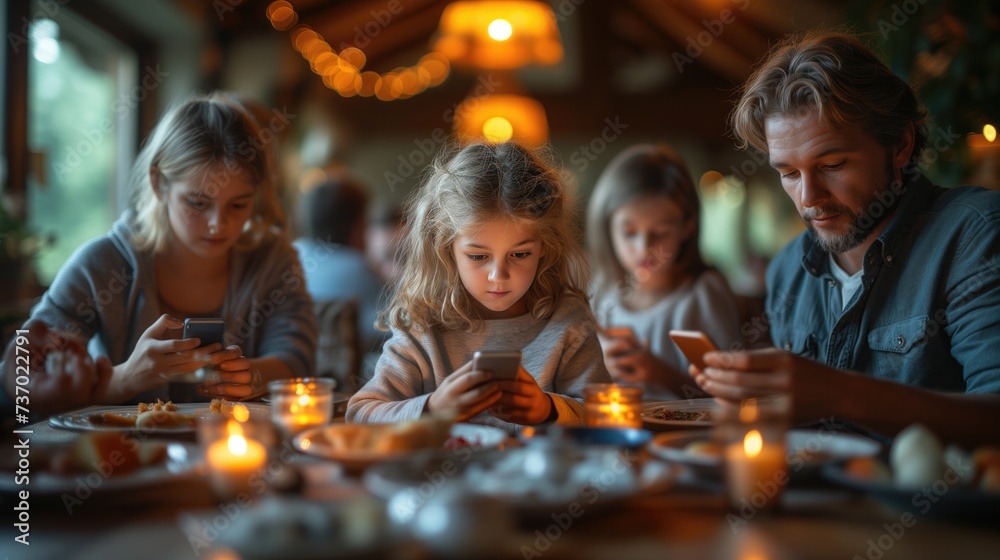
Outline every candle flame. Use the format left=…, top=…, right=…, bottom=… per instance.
left=744, top=429, right=763, bottom=458
left=226, top=420, right=244, bottom=437
left=298, top=394, right=312, bottom=406
left=985, top=124, right=997, bottom=143
left=228, top=434, right=248, bottom=456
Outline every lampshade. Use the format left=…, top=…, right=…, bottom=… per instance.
left=434, top=1, right=563, bottom=69
left=454, top=93, right=549, bottom=147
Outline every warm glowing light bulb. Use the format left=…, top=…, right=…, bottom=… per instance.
left=743, top=430, right=763, bottom=458
left=985, top=124, right=997, bottom=143
left=488, top=19, right=513, bottom=41
left=483, top=116, right=513, bottom=142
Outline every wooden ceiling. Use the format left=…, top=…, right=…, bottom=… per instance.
left=205, top=0, right=846, bottom=150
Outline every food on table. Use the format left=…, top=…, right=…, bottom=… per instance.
left=644, top=406, right=711, bottom=422
left=210, top=398, right=251, bottom=421
left=319, top=416, right=454, bottom=454
left=844, top=425, right=999, bottom=493
left=86, top=399, right=195, bottom=429
left=890, top=424, right=944, bottom=487
left=843, top=456, right=892, bottom=484
left=43, top=432, right=168, bottom=476
left=684, top=441, right=722, bottom=458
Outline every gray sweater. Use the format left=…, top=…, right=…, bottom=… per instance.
left=18, top=214, right=317, bottom=403
left=347, top=294, right=612, bottom=432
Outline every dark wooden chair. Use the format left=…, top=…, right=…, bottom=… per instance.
left=313, top=298, right=362, bottom=392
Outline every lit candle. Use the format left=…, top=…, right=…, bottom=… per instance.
left=725, top=429, right=787, bottom=511
left=584, top=384, right=643, bottom=428
left=206, top=420, right=267, bottom=499
left=269, top=378, right=335, bottom=436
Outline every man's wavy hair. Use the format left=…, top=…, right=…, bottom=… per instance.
left=130, top=92, right=286, bottom=252
left=731, top=30, right=928, bottom=166
left=380, top=142, right=591, bottom=333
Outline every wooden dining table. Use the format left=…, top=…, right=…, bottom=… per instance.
left=3, top=408, right=1000, bottom=560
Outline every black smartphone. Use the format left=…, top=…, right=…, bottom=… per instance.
left=183, top=318, right=226, bottom=348
left=472, top=351, right=522, bottom=380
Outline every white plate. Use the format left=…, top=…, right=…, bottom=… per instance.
left=648, top=429, right=882, bottom=474
left=49, top=402, right=271, bottom=433
left=641, top=398, right=718, bottom=429
left=293, top=423, right=508, bottom=470
left=0, top=442, right=198, bottom=495
left=366, top=446, right=677, bottom=518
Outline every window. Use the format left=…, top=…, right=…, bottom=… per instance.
left=27, top=1, right=137, bottom=284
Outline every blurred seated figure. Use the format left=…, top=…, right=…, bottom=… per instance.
left=365, top=201, right=406, bottom=285
left=294, top=172, right=386, bottom=354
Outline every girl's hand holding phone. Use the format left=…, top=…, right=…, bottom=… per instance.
left=488, top=367, right=553, bottom=425
left=199, top=346, right=255, bottom=399
left=114, top=314, right=218, bottom=397
left=427, top=360, right=502, bottom=421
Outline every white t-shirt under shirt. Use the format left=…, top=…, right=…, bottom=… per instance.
left=828, top=254, right=864, bottom=311
left=591, top=269, right=742, bottom=398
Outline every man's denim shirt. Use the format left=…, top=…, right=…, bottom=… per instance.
left=765, top=173, right=1000, bottom=394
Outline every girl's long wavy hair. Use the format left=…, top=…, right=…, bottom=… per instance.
left=380, top=142, right=591, bottom=333
left=129, top=92, right=286, bottom=252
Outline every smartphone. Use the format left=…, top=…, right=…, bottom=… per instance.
left=603, top=326, right=636, bottom=339
left=472, top=351, right=522, bottom=380
left=183, top=318, right=226, bottom=348
left=668, top=330, right=718, bottom=370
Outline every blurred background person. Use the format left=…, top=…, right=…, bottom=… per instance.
left=294, top=171, right=386, bottom=355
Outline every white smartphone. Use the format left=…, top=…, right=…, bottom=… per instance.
left=668, top=330, right=718, bottom=370
left=472, top=351, right=522, bottom=380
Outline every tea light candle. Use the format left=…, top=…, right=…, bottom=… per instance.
left=269, top=378, right=335, bottom=436
left=584, top=384, right=643, bottom=428
left=725, top=428, right=787, bottom=511
left=206, top=420, right=267, bottom=499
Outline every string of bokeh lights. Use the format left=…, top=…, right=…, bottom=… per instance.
left=266, top=1, right=451, bottom=100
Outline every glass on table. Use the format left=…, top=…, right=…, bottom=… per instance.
left=268, top=377, right=336, bottom=437
left=717, top=395, right=791, bottom=513
left=198, top=416, right=275, bottom=501
left=583, top=383, right=644, bottom=429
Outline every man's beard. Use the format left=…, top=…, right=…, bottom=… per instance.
left=804, top=159, right=901, bottom=255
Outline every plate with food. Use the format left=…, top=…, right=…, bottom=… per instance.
left=49, top=399, right=271, bottom=433
left=0, top=431, right=199, bottom=495
left=293, top=418, right=508, bottom=470
left=641, top=398, right=718, bottom=429
left=648, top=429, right=881, bottom=478
left=823, top=425, right=1000, bottom=521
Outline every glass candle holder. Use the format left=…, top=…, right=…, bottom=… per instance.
left=718, top=395, right=790, bottom=513
left=198, top=417, right=273, bottom=501
left=583, top=384, right=643, bottom=428
left=268, top=377, right=336, bottom=437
